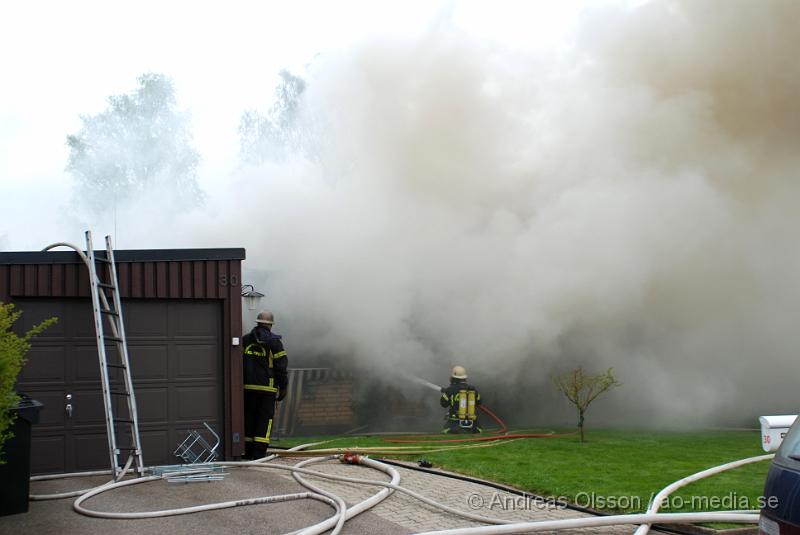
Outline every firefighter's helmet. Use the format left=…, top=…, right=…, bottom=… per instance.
left=451, top=366, right=467, bottom=380
left=256, top=310, right=274, bottom=326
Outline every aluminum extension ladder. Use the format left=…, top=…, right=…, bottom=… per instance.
left=85, top=231, right=144, bottom=477
left=43, top=232, right=144, bottom=477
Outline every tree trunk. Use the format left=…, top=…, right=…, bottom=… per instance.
left=579, top=410, right=585, bottom=442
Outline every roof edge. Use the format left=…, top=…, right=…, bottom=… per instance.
left=0, top=248, right=247, bottom=265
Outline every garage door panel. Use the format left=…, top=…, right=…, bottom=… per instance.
left=73, top=345, right=102, bottom=383
left=74, top=433, right=110, bottom=471
left=134, top=387, right=169, bottom=423
left=116, top=428, right=173, bottom=467
left=176, top=344, right=219, bottom=379
left=72, top=304, right=95, bottom=337
left=129, top=345, right=169, bottom=381
left=139, top=429, right=170, bottom=466
left=15, top=300, right=67, bottom=337
left=30, top=434, right=66, bottom=474
left=19, top=297, right=223, bottom=474
left=19, top=345, right=66, bottom=384
left=28, top=390, right=68, bottom=427
left=71, top=390, right=106, bottom=426
left=173, top=303, right=219, bottom=336
left=125, top=302, right=168, bottom=337
left=175, top=385, right=219, bottom=421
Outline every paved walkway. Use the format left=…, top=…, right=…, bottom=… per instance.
left=0, top=468, right=408, bottom=535
left=2, top=456, right=665, bottom=534
left=269, top=456, right=639, bottom=534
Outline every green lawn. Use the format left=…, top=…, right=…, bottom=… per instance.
left=275, top=429, right=770, bottom=515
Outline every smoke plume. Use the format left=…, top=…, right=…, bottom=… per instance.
left=96, top=1, right=800, bottom=426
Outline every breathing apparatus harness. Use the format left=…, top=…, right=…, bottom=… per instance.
left=444, top=379, right=478, bottom=430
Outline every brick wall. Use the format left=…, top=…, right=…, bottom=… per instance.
left=273, top=369, right=358, bottom=436
left=294, top=378, right=356, bottom=431
left=272, top=369, right=441, bottom=437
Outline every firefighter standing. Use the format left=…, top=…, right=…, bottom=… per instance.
left=440, top=366, right=482, bottom=433
left=242, top=310, right=288, bottom=459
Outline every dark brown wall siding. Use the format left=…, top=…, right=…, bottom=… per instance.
left=24, top=265, right=35, bottom=295
left=36, top=264, right=49, bottom=296
left=131, top=263, right=143, bottom=298
left=1, top=260, right=238, bottom=302
left=52, top=265, right=64, bottom=297
left=156, top=262, right=167, bottom=297
left=0, top=265, right=8, bottom=300
left=0, top=258, right=245, bottom=459
left=143, top=262, right=155, bottom=298
left=65, top=264, right=78, bottom=296
left=223, top=259, right=243, bottom=459
left=205, top=262, right=216, bottom=299
left=169, top=262, right=180, bottom=298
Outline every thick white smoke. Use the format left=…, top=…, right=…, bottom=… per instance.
left=95, top=1, right=800, bottom=426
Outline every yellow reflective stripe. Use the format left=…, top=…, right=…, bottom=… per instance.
left=244, top=384, right=278, bottom=392
left=244, top=344, right=267, bottom=357
left=273, top=351, right=287, bottom=358
left=244, top=437, right=254, bottom=442
left=254, top=420, right=272, bottom=444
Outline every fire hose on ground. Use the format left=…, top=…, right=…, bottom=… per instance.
left=26, top=403, right=540, bottom=502
left=26, top=373, right=771, bottom=534
left=27, top=445, right=769, bottom=535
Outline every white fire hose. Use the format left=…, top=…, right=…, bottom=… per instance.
left=632, top=453, right=773, bottom=535
left=27, top=446, right=771, bottom=535
left=414, top=512, right=759, bottom=535
left=413, top=453, right=773, bottom=535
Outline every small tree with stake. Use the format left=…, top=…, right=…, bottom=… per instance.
left=0, top=302, right=57, bottom=462
left=552, top=367, right=621, bottom=443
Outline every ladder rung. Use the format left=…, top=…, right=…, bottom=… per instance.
left=104, top=335, right=124, bottom=343
left=95, top=256, right=112, bottom=264
left=110, top=390, right=130, bottom=396
left=114, top=418, right=134, bottom=424
left=97, top=282, right=117, bottom=290
left=100, top=308, right=119, bottom=316
left=106, top=363, right=127, bottom=369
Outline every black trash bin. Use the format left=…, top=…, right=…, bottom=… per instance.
left=0, top=395, right=44, bottom=516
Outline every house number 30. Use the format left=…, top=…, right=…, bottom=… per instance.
left=219, top=275, right=239, bottom=286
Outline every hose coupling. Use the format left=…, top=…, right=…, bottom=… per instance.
left=340, top=452, right=363, bottom=465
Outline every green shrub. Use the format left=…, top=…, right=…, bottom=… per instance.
left=0, top=302, right=57, bottom=462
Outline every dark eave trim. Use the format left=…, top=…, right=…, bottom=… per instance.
left=0, top=248, right=246, bottom=265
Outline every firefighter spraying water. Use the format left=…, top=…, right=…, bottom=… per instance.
left=440, top=366, right=482, bottom=434
left=402, top=370, right=485, bottom=434
left=403, top=373, right=443, bottom=393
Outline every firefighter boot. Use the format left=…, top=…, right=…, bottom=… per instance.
left=252, top=443, right=269, bottom=460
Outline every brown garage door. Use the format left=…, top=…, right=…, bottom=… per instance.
left=15, top=298, right=223, bottom=475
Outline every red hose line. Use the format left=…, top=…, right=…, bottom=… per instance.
left=381, top=405, right=575, bottom=444
left=478, top=405, right=508, bottom=434
left=382, top=432, right=569, bottom=444
left=383, top=405, right=508, bottom=441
